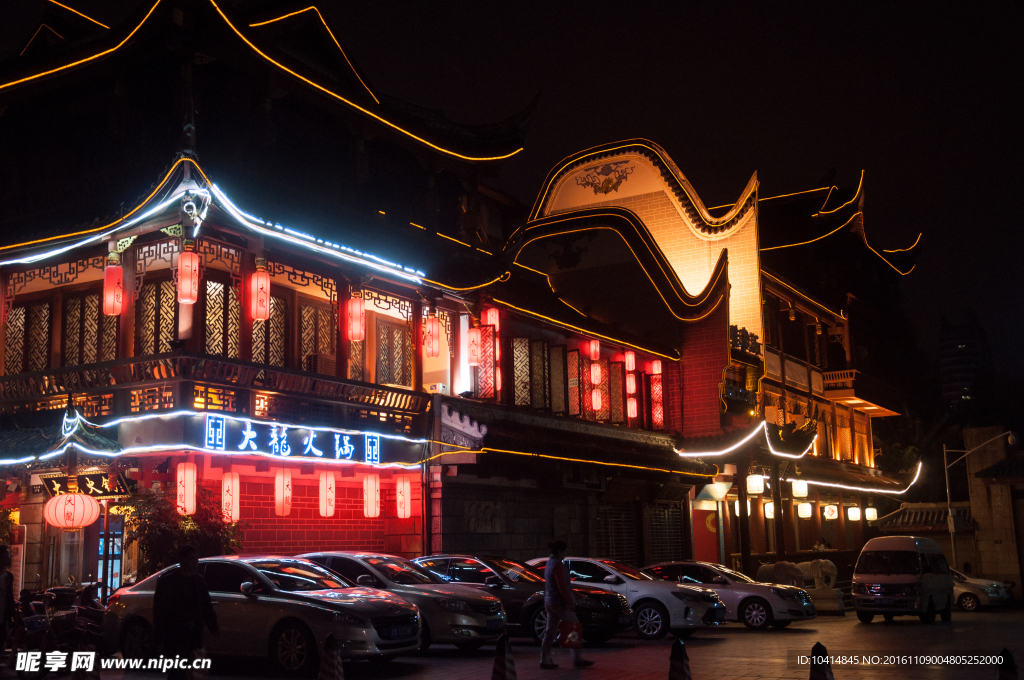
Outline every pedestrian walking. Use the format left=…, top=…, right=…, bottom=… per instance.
left=0, top=546, right=15, bottom=657
left=540, top=541, right=593, bottom=670
left=152, top=545, right=219, bottom=680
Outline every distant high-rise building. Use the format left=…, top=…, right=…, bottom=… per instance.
left=939, top=314, right=989, bottom=407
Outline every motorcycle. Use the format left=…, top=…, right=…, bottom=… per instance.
left=12, top=584, right=106, bottom=679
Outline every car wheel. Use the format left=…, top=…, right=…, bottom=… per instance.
left=454, top=641, right=485, bottom=652
left=771, top=620, right=791, bottom=629
left=919, top=599, right=936, bottom=624
left=740, top=598, right=772, bottom=630
left=633, top=602, right=669, bottom=640
left=856, top=611, right=874, bottom=624
left=419, top=620, right=432, bottom=653
left=529, top=606, right=548, bottom=644
left=120, top=620, right=153, bottom=659
left=958, top=593, right=980, bottom=612
left=270, top=622, right=318, bottom=677
left=883, top=614, right=894, bottom=623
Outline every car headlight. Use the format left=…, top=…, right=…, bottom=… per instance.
left=671, top=590, right=700, bottom=604
left=901, top=583, right=923, bottom=596
left=984, top=586, right=1000, bottom=596
left=770, top=587, right=799, bottom=600
left=331, top=610, right=365, bottom=626
left=852, top=584, right=867, bottom=595
left=435, top=597, right=472, bottom=613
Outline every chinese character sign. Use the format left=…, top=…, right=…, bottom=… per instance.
left=364, top=434, right=380, bottom=465
left=205, top=415, right=227, bottom=451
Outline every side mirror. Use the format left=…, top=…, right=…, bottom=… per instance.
left=484, top=575, right=504, bottom=588
left=603, top=575, right=622, bottom=585
left=712, top=575, right=728, bottom=585
left=356, top=574, right=380, bottom=588
left=240, top=582, right=257, bottom=598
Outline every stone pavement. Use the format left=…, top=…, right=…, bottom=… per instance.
left=9, top=609, right=1021, bottom=680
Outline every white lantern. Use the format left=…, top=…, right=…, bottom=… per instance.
left=791, top=480, right=809, bottom=498
left=764, top=502, right=775, bottom=519
left=823, top=504, right=839, bottom=521
left=746, top=476, right=764, bottom=495
left=848, top=506, right=862, bottom=522
left=865, top=507, right=878, bottom=522
left=798, top=502, right=812, bottom=519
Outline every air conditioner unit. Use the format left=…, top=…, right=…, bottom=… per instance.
left=304, top=354, right=336, bottom=376
left=426, top=383, right=449, bottom=395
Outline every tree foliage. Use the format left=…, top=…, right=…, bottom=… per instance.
left=0, top=508, right=15, bottom=545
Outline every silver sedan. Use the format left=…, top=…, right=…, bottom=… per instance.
left=103, top=556, right=420, bottom=675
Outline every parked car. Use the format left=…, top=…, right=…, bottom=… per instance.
left=413, top=554, right=632, bottom=644
left=526, top=556, right=725, bottom=640
left=103, top=556, right=420, bottom=675
left=299, top=551, right=505, bottom=652
left=642, top=561, right=816, bottom=630
left=852, top=536, right=955, bottom=624
left=951, top=569, right=1013, bottom=611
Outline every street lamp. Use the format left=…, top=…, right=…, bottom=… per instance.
left=943, top=431, right=1016, bottom=569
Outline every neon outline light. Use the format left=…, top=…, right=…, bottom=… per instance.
left=45, top=0, right=110, bottom=29
left=785, top=461, right=922, bottom=495
left=674, top=421, right=816, bottom=460
left=20, top=25, right=64, bottom=57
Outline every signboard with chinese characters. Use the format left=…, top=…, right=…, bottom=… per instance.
left=39, top=473, right=133, bottom=499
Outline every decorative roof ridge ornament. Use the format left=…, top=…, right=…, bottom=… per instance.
left=440, top=403, right=488, bottom=440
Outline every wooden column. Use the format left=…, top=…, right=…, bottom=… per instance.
left=750, top=492, right=766, bottom=555
left=721, top=497, right=732, bottom=567
left=771, top=461, right=786, bottom=563
left=812, top=489, right=822, bottom=549
left=411, top=299, right=423, bottom=393
left=854, top=494, right=865, bottom=548
left=783, top=482, right=797, bottom=554
left=738, top=460, right=752, bottom=576
left=830, top=401, right=840, bottom=459
left=835, top=490, right=847, bottom=550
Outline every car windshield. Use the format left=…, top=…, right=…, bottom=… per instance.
left=598, top=560, right=654, bottom=580
left=487, top=558, right=544, bottom=583
left=714, top=565, right=755, bottom=584
left=855, top=551, right=921, bottom=576
left=364, top=557, right=442, bottom=585
left=251, top=560, right=351, bottom=591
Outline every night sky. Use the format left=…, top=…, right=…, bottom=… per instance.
left=2, top=2, right=1022, bottom=377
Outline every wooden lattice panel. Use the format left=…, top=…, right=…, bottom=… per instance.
left=650, top=374, right=664, bottom=429
left=475, top=325, right=496, bottom=399
left=65, top=298, right=82, bottom=366
left=205, top=281, right=225, bottom=356
left=82, top=295, right=99, bottom=364
left=549, top=345, right=567, bottom=414
left=268, top=296, right=285, bottom=367
left=349, top=340, right=365, bottom=381
left=100, top=314, right=117, bottom=362
left=582, top=356, right=595, bottom=420
left=157, top=281, right=175, bottom=353
left=26, top=302, right=50, bottom=371
left=567, top=349, right=581, bottom=416
left=596, top=358, right=610, bottom=421
left=512, top=337, right=531, bottom=407
left=139, top=283, right=156, bottom=355
left=301, top=305, right=317, bottom=359
left=227, top=286, right=240, bottom=359
left=4, top=306, right=24, bottom=374
left=609, top=361, right=625, bottom=423
left=530, top=340, right=550, bottom=410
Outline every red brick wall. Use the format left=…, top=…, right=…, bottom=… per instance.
left=213, top=476, right=423, bottom=559
left=680, top=297, right=729, bottom=438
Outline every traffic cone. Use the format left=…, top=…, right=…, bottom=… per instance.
left=808, top=642, right=834, bottom=680
left=318, top=638, right=344, bottom=680
left=669, top=638, right=692, bottom=680
left=491, top=634, right=517, bottom=680
left=998, top=649, right=1017, bottom=680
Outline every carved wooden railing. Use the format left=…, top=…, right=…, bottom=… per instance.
left=823, top=369, right=858, bottom=389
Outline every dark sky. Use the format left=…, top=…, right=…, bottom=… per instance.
left=3, top=2, right=1022, bottom=375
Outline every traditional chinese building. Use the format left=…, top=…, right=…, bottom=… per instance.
left=0, top=0, right=921, bottom=595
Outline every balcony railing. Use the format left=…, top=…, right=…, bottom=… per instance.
left=823, top=370, right=858, bottom=389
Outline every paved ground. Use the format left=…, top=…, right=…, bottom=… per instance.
left=6, top=609, right=1021, bottom=680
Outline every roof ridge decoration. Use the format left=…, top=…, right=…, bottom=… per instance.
left=528, top=139, right=758, bottom=237
left=0, top=0, right=522, bottom=163
left=20, top=24, right=64, bottom=57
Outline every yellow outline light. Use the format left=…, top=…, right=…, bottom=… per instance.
left=760, top=212, right=862, bottom=251
left=20, top=24, right=63, bottom=56
left=761, top=270, right=846, bottom=320
left=814, top=171, right=864, bottom=216
left=45, top=0, right=110, bottom=29
left=709, top=186, right=830, bottom=211
left=882, top=233, right=922, bottom=253
left=437, top=233, right=471, bottom=248
left=248, top=6, right=379, bottom=105
left=420, top=271, right=510, bottom=292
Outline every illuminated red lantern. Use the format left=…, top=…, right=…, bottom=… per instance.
left=468, top=328, right=482, bottom=366
left=484, top=308, right=500, bottom=332
left=43, top=493, right=100, bottom=529
left=624, top=351, right=636, bottom=372
left=176, top=462, right=197, bottom=516
left=221, top=472, right=240, bottom=524
left=591, top=388, right=602, bottom=412
left=363, top=473, right=380, bottom=518
left=396, top=475, right=412, bottom=519
left=495, top=367, right=502, bottom=392
left=423, top=315, right=440, bottom=359
left=250, top=259, right=271, bottom=322
left=588, top=340, right=600, bottom=361
left=319, top=471, right=336, bottom=518
left=627, top=397, right=638, bottom=419
left=590, top=362, right=602, bottom=385
left=274, top=468, right=292, bottom=517
left=177, top=243, right=201, bottom=305
left=102, top=255, right=123, bottom=317
left=626, top=373, right=637, bottom=394
left=650, top=359, right=662, bottom=375
left=347, top=297, right=365, bottom=342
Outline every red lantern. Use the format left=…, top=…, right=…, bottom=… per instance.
left=274, top=468, right=292, bottom=517
left=590, top=362, right=602, bottom=385
left=484, top=308, right=500, bottom=332
left=176, top=462, right=197, bottom=516
left=319, top=471, right=336, bottom=518
left=102, top=256, right=123, bottom=317
left=363, top=473, right=380, bottom=518
left=347, top=297, right=365, bottom=342
left=221, top=472, right=240, bottom=524
left=588, top=340, right=600, bottom=361
left=624, top=350, right=636, bottom=372
left=424, top=315, right=440, bottom=359
left=495, top=367, right=502, bottom=392
left=396, top=476, right=412, bottom=519
left=467, top=328, right=481, bottom=366
left=627, top=397, right=638, bottom=419
left=626, top=373, right=636, bottom=394
left=177, top=244, right=201, bottom=305
left=591, top=388, right=602, bottom=412
left=250, top=259, right=271, bottom=322
left=650, top=359, right=662, bottom=375
left=43, top=494, right=100, bottom=529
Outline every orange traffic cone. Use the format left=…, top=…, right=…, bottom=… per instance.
left=808, top=642, right=835, bottom=680
left=998, top=648, right=1018, bottom=680
left=491, top=634, right=517, bottom=680
left=318, top=638, right=344, bottom=680
left=669, top=638, right=692, bottom=680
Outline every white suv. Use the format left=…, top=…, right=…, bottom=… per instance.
left=644, top=561, right=816, bottom=629
left=527, top=557, right=725, bottom=639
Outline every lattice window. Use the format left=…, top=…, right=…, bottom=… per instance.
left=609, top=361, right=625, bottom=424
left=549, top=345, right=567, bottom=414
left=193, top=385, right=237, bottom=412
left=512, top=338, right=531, bottom=407
left=582, top=356, right=595, bottom=420
left=838, top=415, right=853, bottom=460
left=567, top=349, right=581, bottom=416
left=530, top=340, right=550, bottom=410
left=376, top=318, right=411, bottom=387
left=204, top=280, right=240, bottom=359
left=595, top=358, right=610, bottom=421
left=4, top=301, right=50, bottom=374
left=137, top=280, right=177, bottom=355
left=130, top=385, right=174, bottom=412
left=650, top=373, right=664, bottom=430
left=252, top=296, right=286, bottom=367
left=63, top=293, right=116, bottom=366
left=349, top=339, right=365, bottom=381
left=474, top=325, right=496, bottom=399
left=73, top=393, right=113, bottom=418
left=301, top=302, right=335, bottom=364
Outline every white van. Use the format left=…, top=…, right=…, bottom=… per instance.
left=852, top=536, right=954, bottom=624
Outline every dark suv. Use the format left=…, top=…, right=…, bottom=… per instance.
left=415, top=554, right=632, bottom=644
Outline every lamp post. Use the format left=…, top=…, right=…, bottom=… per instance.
left=943, top=430, right=1016, bottom=569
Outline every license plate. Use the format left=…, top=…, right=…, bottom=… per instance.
left=618, top=615, right=632, bottom=625
left=486, top=619, right=504, bottom=631
left=392, top=626, right=416, bottom=638
left=877, top=598, right=894, bottom=605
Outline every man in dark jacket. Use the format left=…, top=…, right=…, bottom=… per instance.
left=152, top=545, right=218, bottom=677
left=540, top=541, right=592, bottom=670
